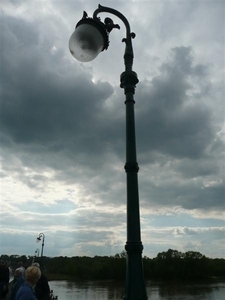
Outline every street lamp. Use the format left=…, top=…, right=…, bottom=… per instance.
left=35, top=248, right=40, bottom=257
left=69, top=4, right=148, bottom=300
left=36, top=233, right=45, bottom=267
left=32, top=248, right=40, bottom=264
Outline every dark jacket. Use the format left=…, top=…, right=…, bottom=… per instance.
left=34, top=274, right=50, bottom=300
left=0, top=264, right=9, bottom=299
left=0, top=264, right=9, bottom=284
left=10, top=275, right=25, bottom=300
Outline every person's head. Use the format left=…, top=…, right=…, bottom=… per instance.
left=15, top=268, right=24, bottom=277
left=25, top=266, right=41, bottom=286
left=31, top=262, right=40, bottom=268
left=17, top=261, right=23, bottom=268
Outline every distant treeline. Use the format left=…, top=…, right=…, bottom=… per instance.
left=1, top=249, right=225, bottom=281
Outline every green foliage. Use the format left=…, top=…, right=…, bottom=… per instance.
left=1, top=249, right=225, bottom=281
left=143, top=249, right=225, bottom=280
left=43, top=254, right=126, bottom=280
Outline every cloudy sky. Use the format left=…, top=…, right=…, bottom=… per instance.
left=0, top=0, right=224, bottom=260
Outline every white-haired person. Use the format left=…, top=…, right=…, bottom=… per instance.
left=16, top=266, right=41, bottom=300
left=10, top=268, right=25, bottom=300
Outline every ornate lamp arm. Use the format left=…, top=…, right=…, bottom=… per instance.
left=93, top=4, right=136, bottom=72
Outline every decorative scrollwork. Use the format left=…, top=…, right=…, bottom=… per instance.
left=104, top=17, right=120, bottom=32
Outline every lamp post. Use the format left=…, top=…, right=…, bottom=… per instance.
left=36, top=233, right=45, bottom=267
left=32, top=248, right=40, bottom=264
left=35, top=248, right=40, bottom=257
left=69, top=4, right=148, bottom=300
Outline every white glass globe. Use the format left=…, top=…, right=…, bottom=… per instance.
left=69, top=23, right=105, bottom=62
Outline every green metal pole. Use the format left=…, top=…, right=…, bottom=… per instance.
left=121, top=70, right=147, bottom=300
left=93, top=5, right=148, bottom=299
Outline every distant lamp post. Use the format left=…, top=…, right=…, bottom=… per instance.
left=36, top=233, right=45, bottom=266
left=69, top=5, right=147, bottom=300
left=35, top=248, right=40, bottom=257
left=32, top=248, right=40, bottom=264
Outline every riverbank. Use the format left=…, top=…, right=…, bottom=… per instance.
left=45, top=272, right=225, bottom=283
left=45, top=272, right=75, bottom=281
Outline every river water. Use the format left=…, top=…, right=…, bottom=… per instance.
left=49, top=279, right=225, bottom=300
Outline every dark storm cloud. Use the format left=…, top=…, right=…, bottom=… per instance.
left=136, top=46, right=216, bottom=160
left=134, top=46, right=224, bottom=212
left=140, top=177, right=225, bottom=211
left=0, top=9, right=224, bottom=212
left=0, top=13, right=117, bottom=172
